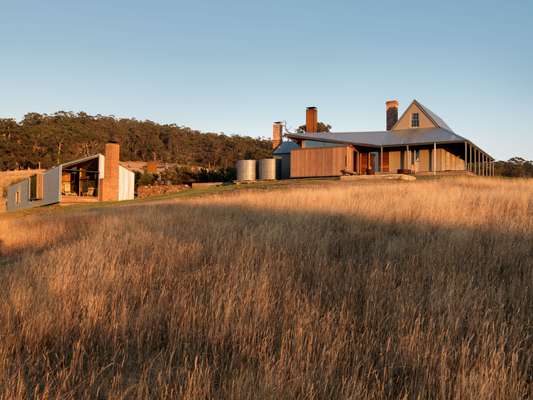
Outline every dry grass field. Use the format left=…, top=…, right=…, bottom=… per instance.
left=0, top=177, right=532, bottom=399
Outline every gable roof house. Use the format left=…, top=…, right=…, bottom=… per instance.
left=5, top=142, right=135, bottom=212
left=273, top=100, right=494, bottom=178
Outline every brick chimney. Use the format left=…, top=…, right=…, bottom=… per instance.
left=305, top=106, right=318, bottom=133
left=386, top=100, right=399, bottom=130
left=99, top=141, right=120, bottom=201
left=272, top=121, right=283, bottom=149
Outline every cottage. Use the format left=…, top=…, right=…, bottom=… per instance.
left=6, top=142, right=134, bottom=211
left=273, top=100, right=494, bottom=178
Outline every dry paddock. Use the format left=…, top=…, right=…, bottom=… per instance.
left=0, top=177, right=532, bottom=399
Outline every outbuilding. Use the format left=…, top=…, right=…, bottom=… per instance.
left=6, top=142, right=134, bottom=211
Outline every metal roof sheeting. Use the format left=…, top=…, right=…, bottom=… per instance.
left=273, top=140, right=300, bottom=154
left=286, top=127, right=469, bottom=147
left=285, top=128, right=493, bottom=159
left=414, top=101, right=454, bottom=132
left=60, top=154, right=102, bottom=169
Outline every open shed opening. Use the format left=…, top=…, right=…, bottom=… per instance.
left=61, top=157, right=100, bottom=198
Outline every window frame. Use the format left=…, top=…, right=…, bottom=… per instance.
left=411, top=113, right=420, bottom=128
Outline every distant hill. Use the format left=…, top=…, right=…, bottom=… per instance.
left=0, top=112, right=272, bottom=170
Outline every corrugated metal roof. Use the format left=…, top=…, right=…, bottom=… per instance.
left=61, top=154, right=102, bottom=168
left=273, top=140, right=299, bottom=154
left=285, top=128, right=493, bottom=159
left=415, top=101, right=454, bottom=132
left=287, top=127, right=468, bottom=147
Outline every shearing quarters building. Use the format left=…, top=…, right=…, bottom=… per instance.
left=273, top=100, right=495, bottom=178
left=6, top=142, right=134, bottom=212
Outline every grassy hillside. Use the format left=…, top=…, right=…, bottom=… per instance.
left=0, top=177, right=532, bottom=399
left=0, top=112, right=272, bottom=170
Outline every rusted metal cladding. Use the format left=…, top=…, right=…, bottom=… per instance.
left=257, top=158, right=277, bottom=180
left=236, top=160, right=256, bottom=181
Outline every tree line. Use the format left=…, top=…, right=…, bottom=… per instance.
left=494, top=157, right=533, bottom=177
left=0, top=111, right=272, bottom=170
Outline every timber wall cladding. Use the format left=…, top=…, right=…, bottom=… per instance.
left=436, top=148, right=464, bottom=171
left=360, top=153, right=369, bottom=173
left=419, top=149, right=431, bottom=172
left=382, top=151, right=390, bottom=172
left=389, top=151, right=401, bottom=172
left=291, top=146, right=348, bottom=177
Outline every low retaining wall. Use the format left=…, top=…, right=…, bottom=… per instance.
left=137, top=184, right=190, bottom=199
left=340, top=174, right=416, bottom=181
left=191, top=182, right=223, bottom=189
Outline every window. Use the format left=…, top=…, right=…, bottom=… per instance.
left=15, top=190, right=20, bottom=204
left=411, top=113, right=419, bottom=128
left=29, top=174, right=43, bottom=200
left=414, top=150, right=420, bottom=162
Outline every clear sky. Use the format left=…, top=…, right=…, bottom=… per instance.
left=1, top=0, right=532, bottom=160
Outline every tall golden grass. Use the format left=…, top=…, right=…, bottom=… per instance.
left=0, top=177, right=532, bottom=399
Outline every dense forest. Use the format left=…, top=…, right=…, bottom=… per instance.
left=1, top=112, right=531, bottom=178
left=0, top=112, right=272, bottom=170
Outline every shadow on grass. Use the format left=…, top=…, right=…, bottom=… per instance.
left=1, top=196, right=532, bottom=398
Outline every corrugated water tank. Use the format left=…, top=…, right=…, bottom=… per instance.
left=257, top=158, right=277, bottom=180
left=236, top=160, right=256, bottom=181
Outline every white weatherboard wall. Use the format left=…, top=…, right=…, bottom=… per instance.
left=118, top=166, right=135, bottom=200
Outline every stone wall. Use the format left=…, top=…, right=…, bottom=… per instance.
left=137, top=184, right=190, bottom=199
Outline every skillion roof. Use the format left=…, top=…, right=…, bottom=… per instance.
left=273, top=140, right=300, bottom=155
left=61, top=154, right=102, bottom=169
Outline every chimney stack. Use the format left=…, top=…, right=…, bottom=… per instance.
left=99, top=141, right=120, bottom=201
left=305, top=106, right=318, bottom=133
left=386, top=100, right=399, bottom=131
left=272, top=121, right=283, bottom=149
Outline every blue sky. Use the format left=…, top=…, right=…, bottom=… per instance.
left=1, top=0, right=532, bottom=160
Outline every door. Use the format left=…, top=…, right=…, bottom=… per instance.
left=360, top=153, right=368, bottom=174
left=413, top=150, right=420, bottom=173
left=369, top=152, right=379, bottom=173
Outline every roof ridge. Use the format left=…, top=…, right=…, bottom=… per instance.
left=413, top=100, right=454, bottom=132
left=390, top=100, right=454, bottom=132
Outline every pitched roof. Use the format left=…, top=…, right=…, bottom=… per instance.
left=414, top=100, right=454, bottom=132
left=285, top=128, right=493, bottom=159
left=286, top=127, right=469, bottom=147
left=392, top=100, right=454, bottom=132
